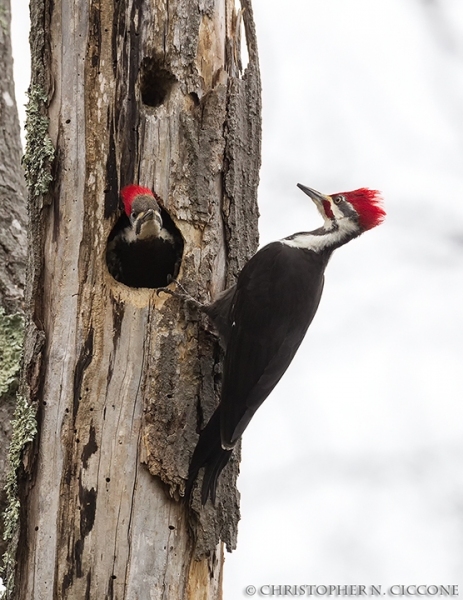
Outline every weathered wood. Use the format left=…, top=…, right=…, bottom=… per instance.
left=15, top=0, right=261, bottom=597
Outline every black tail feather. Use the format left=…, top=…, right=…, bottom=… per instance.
left=200, top=447, right=233, bottom=505
left=186, top=408, right=233, bottom=505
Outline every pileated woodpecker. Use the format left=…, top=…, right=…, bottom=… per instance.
left=106, top=185, right=182, bottom=288
left=184, top=184, right=385, bottom=504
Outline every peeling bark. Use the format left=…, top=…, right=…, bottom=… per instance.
left=15, top=0, right=261, bottom=597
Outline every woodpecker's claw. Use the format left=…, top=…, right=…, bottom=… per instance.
left=156, top=280, right=205, bottom=310
left=171, top=279, right=195, bottom=298
left=156, top=286, right=175, bottom=298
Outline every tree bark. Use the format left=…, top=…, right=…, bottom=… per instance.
left=13, top=0, right=260, bottom=598
left=0, top=0, right=28, bottom=561
left=0, top=0, right=27, bottom=314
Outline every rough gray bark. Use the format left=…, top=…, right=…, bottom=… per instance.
left=13, top=0, right=261, bottom=597
left=0, top=0, right=27, bottom=313
left=0, top=0, right=28, bottom=561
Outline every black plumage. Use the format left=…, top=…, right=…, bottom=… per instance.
left=187, top=243, right=330, bottom=504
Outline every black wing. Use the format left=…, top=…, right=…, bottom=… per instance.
left=203, top=285, right=236, bottom=346
left=220, top=242, right=328, bottom=447
left=187, top=242, right=329, bottom=504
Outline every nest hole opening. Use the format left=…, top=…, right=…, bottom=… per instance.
left=106, top=206, right=184, bottom=289
left=140, top=58, right=177, bottom=108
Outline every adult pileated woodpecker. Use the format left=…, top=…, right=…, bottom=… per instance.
left=107, top=185, right=182, bottom=288
left=183, top=184, right=385, bottom=504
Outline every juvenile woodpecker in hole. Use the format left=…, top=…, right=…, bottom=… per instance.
left=183, top=184, right=385, bottom=504
left=107, top=185, right=181, bottom=288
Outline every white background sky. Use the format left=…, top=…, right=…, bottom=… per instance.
left=10, top=1, right=463, bottom=598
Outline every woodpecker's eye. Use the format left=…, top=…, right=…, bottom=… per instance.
left=333, top=195, right=344, bottom=205
left=131, top=211, right=137, bottom=219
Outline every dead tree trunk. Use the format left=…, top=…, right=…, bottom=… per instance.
left=11, top=0, right=260, bottom=598
left=0, top=0, right=28, bottom=561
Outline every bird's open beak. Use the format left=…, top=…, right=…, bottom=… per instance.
left=297, top=183, right=333, bottom=221
left=134, top=209, right=162, bottom=235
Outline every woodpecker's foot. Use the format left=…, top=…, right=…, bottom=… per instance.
left=157, top=282, right=222, bottom=345
left=156, top=280, right=205, bottom=311
left=156, top=286, right=176, bottom=298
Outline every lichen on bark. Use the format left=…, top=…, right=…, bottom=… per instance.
left=0, top=309, right=24, bottom=397
left=1, top=395, right=37, bottom=598
left=1, top=311, right=40, bottom=600
left=22, top=86, right=55, bottom=199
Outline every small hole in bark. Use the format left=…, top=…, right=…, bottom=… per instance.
left=168, top=525, right=175, bottom=530
left=139, top=57, right=176, bottom=108
left=106, top=477, right=110, bottom=482
left=35, top=526, right=39, bottom=531
left=189, top=92, right=200, bottom=106
left=106, top=193, right=184, bottom=289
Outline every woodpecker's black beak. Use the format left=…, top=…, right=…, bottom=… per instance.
left=297, top=183, right=330, bottom=204
left=297, top=184, right=333, bottom=220
left=134, top=209, right=162, bottom=235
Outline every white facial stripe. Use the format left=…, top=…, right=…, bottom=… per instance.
left=330, top=202, right=346, bottom=220
left=123, top=222, right=175, bottom=244
left=281, top=218, right=358, bottom=251
left=124, top=219, right=161, bottom=243
left=314, top=202, right=333, bottom=227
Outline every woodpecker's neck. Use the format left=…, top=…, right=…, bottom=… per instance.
left=122, top=222, right=173, bottom=244
left=137, top=220, right=161, bottom=240
left=280, top=218, right=360, bottom=253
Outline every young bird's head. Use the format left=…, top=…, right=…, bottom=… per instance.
left=297, top=184, right=385, bottom=233
left=120, top=185, right=163, bottom=239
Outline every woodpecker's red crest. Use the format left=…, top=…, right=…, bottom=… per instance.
left=338, top=188, right=385, bottom=231
left=121, top=184, right=156, bottom=216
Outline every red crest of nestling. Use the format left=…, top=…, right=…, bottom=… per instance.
left=340, top=188, right=386, bottom=231
left=120, top=185, right=155, bottom=216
